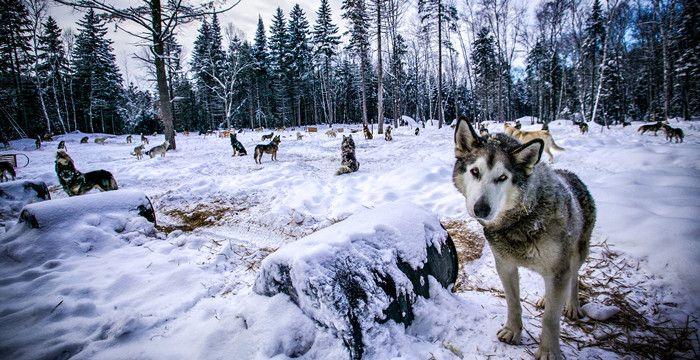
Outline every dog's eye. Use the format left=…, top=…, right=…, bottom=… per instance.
left=470, top=168, right=480, bottom=178
left=495, top=174, right=508, bottom=183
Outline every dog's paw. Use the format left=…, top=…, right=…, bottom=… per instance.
left=496, top=326, right=521, bottom=344
left=535, top=298, right=545, bottom=309
left=564, top=304, right=584, bottom=320
left=535, top=347, right=563, bottom=360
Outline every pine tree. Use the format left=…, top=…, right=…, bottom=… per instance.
left=269, top=7, right=290, bottom=125
left=252, top=16, right=271, bottom=128
left=582, top=0, right=605, bottom=120
left=418, top=0, right=444, bottom=128
left=342, top=0, right=370, bottom=125
left=674, top=0, right=700, bottom=119
left=312, top=0, right=340, bottom=125
left=37, top=16, right=69, bottom=132
left=72, top=8, right=124, bottom=133
left=0, top=0, right=34, bottom=133
left=472, top=27, right=497, bottom=122
left=287, top=4, right=311, bottom=127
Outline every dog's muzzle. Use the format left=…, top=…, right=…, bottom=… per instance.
left=474, top=198, right=491, bottom=219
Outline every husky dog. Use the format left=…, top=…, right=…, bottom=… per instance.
left=131, top=144, right=145, bottom=160
left=541, top=122, right=549, bottom=131
left=152, top=131, right=158, bottom=136
left=35, top=136, right=41, bottom=150
left=238, top=128, right=244, bottom=134
left=55, top=150, right=118, bottom=196
left=515, top=120, right=522, bottom=130
left=363, top=124, right=373, bottom=140
left=141, top=133, right=149, bottom=144
left=147, top=140, right=170, bottom=158
left=385, top=126, right=393, bottom=141
left=336, top=135, right=360, bottom=175
left=57, top=140, right=66, bottom=151
left=94, top=137, right=107, bottom=145
left=415, top=127, right=420, bottom=136
left=296, top=132, right=304, bottom=140
left=126, top=135, right=133, bottom=143
left=261, top=132, right=274, bottom=141
left=0, top=161, right=16, bottom=182
left=80, top=136, right=89, bottom=144
left=254, top=135, right=281, bottom=164
left=452, top=117, right=595, bottom=360
left=504, top=123, right=564, bottom=163
left=276, top=127, right=285, bottom=131
left=230, top=133, right=247, bottom=156
left=638, top=121, right=664, bottom=135
left=254, top=127, right=264, bottom=132
left=479, top=123, right=490, bottom=137
left=326, top=129, right=337, bottom=138
left=42, top=132, right=54, bottom=141
left=622, top=121, right=631, bottom=127
left=662, top=124, right=684, bottom=143
left=578, top=122, right=589, bottom=134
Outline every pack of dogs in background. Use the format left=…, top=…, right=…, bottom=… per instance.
left=637, top=121, right=684, bottom=142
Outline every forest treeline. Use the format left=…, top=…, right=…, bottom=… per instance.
left=1, top=0, right=698, bottom=139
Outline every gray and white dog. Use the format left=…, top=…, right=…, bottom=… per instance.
left=452, top=116, right=595, bottom=359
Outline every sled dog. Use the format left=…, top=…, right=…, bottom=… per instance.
left=385, top=126, right=393, bottom=141
left=230, top=133, right=248, bottom=156
left=55, top=150, right=118, bottom=196
left=0, top=161, right=16, bottom=182
left=662, top=124, right=684, bottom=143
left=415, top=127, right=420, bottom=136
left=80, top=136, right=89, bottom=144
left=126, top=135, right=133, bottom=143
left=452, top=117, right=595, bottom=360
left=131, top=144, right=145, bottom=160
left=504, top=123, right=565, bottom=163
left=336, top=135, right=360, bottom=175
left=57, top=140, right=66, bottom=151
left=254, top=135, right=281, bottom=164
left=94, top=137, right=107, bottom=145
left=326, top=129, right=337, bottom=138
left=479, top=123, right=489, bottom=137
left=296, top=132, right=304, bottom=140
left=363, top=124, right=373, bottom=140
left=147, top=141, right=169, bottom=158
left=35, top=136, right=41, bottom=150
left=637, top=121, right=664, bottom=135
left=141, top=133, right=149, bottom=144
left=578, top=122, right=589, bottom=134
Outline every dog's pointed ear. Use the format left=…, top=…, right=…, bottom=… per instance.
left=454, top=116, right=482, bottom=157
left=511, top=139, right=544, bottom=175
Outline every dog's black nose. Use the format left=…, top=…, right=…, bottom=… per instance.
left=474, top=199, right=491, bottom=219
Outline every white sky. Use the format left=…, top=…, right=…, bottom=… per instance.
left=49, top=0, right=344, bottom=87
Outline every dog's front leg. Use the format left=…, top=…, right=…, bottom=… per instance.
left=494, top=256, right=522, bottom=344
left=537, top=274, right=567, bottom=360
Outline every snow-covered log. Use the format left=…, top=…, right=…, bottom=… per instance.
left=254, top=201, right=458, bottom=359
left=0, top=180, right=51, bottom=221
left=18, top=189, right=156, bottom=229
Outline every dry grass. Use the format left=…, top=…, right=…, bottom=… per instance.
left=442, top=219, right=488, bottom=294
left=158, top=201, right=249, bottom=234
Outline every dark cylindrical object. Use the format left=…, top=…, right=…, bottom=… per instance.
left=0, top=180, right=51, bottom=221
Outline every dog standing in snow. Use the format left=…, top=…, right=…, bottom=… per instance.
left=0, top=161, right=16, bottom=182
left=55, top=150, right=118, bottom=196
left=452, top=116, right=595, bottom=360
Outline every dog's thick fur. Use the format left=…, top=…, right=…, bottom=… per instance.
left=254, top=135, right=281, bottom=164
left=578, top=122, right=589, bottom=134
left=336, top=135, right=360, bottom=175
left=385, top=126, right=393, bottom=141
left=261, top=132, right=274, bottom=141
left=363, top=124, right=373, bottom=140
left=504, top=123, right=565, bottom=163
left=638, top=121, right=664, bottom=135
left=662, top=124, right=684, bottom=143
left=0, top=161, right=16, bottom=182
left=80, top=136, right=88, bottom=144
left=146, top=141, right=169, bottom=158
left=55, top=150, right=118, bottom=196
left=131, top=144, right=145, bottom=160
left=453, top=117, right=595, bottom=359
left=230, top=133, right=247, bottom=156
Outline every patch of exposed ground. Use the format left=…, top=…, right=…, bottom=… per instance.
left=157, top=200, right=249, bottom=233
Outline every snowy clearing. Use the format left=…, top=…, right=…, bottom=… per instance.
left=1, top=120, right=698, bottom=359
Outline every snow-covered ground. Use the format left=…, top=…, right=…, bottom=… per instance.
left=0, top=120, right=698, bottom=359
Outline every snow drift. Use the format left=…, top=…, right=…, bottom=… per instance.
left=254, top=201, right=458, bottom=359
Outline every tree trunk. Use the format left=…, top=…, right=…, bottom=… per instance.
left=377, top=1, right=384, bottom=134
left=436, top=0, right=443, bottom=129
left=150, top=0, right=176, bottom=149
left=360, top=56, right=368, bottom=126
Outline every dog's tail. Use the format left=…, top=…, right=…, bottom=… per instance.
left=550, top=137, right=565, bottom=151
left=335, top=165, right=354, bottom=175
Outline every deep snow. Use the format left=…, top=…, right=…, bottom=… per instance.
left=0, top=119, right=698, bottom=359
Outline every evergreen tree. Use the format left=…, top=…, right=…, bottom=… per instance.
left=312, top=0, right=340, bottom=124
left=37, top=16, right=69, bottom=132
left=72, top=8, right=124, bottom=133
left=582, top=0, right=605, bottom=120
left=342, top=0, right=371, bottom=125
left=269, top=7, right=290, bottom=125
left=252, top=16, right=271, bottom=128
left=287, top=4, right=311, bottom=127
left=674, top=0, right=700, bottom=119
left=0, top=0, right=34, bottom=133
left=472, top=27, right=497, bottom=122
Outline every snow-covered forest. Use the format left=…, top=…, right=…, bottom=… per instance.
left=1, top=0, right=698, bottom=143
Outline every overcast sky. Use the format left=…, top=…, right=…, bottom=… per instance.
left=49, top=0, right=344, bottom=87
